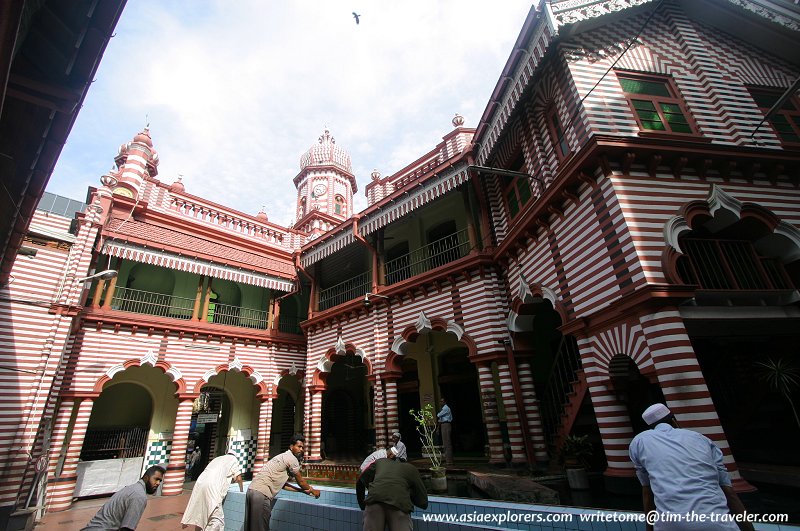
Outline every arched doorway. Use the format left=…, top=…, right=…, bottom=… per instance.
left=397, top=357, right=421, bottom=455
left=270, top=374, right=302, bottom=456
left=437, top=347, right=485, bottom=456
left=608, top=354, right=666, bottom=435
left=188, top=369, right=260, bottom=479
left=78, top=365, right=177, bottom=497
left=321, top=352, right=367, bottom=461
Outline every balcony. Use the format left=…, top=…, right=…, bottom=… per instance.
left=385, top=229, right=470, bottom=285
left=318, top=271, right=371, bottom=312
left=109, top=286, right=272, bottom=330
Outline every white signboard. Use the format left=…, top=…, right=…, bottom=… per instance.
left=197, top=413, right=218, bottom=424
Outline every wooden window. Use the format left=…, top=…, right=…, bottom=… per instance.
left=504, top=176, right=532, bottom=218
left=547, top=106, right=570, bottom=158
left=618, top=73, right=694, bottom=134
left=748, top=87, right=800, bottom=145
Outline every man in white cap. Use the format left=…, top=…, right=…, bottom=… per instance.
left=629, top=403, right=753, bottom=531
left=390, top=432, right=407, bottom=462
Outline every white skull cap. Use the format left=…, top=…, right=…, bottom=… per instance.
left=642, top=403, right=672, bottom=426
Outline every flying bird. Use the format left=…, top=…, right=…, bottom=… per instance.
left=352, top=12, right=361, bottom=24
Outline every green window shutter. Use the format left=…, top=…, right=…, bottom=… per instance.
left=620, top=78, right=670, bottom=97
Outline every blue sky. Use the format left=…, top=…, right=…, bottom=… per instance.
left=47, top=0, right=534, bottom=226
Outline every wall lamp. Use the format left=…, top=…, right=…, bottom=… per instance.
left=78, top=269, right=118, bottom=283
left=363, top=292, right=391, bottom=308
left=468, top=164, right=544, bottom=186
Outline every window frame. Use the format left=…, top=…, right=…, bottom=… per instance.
left=546, top=105, right=571, bottom=160
left=616, top=71, right=699, bottom=138
left=747, top=86, right=800, bottom=146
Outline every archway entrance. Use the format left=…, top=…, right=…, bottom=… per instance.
left=321, top=353, right=367, bottom=461
left=437, top=347, right=485, bottom=456
left=270, top=375, right=302, bottom=457
left=397, top=357, right=421, bottom=455
left=79, top=364, right=176, bottom=497
left=608, top=354, right=665, bottom=435
left=188, top=370, right=259, bottom=479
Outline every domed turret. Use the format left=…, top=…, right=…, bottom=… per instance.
left=169, top=177, right=185, bottom=193
left=256, top=207, right=268, bottom=221
left=299, top=129, right=352, bottom=173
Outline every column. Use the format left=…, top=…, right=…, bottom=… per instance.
left=517, top=360, right=549, bottom=464
left=496, top=361, right=526, bottom=464
left=579, top=335, right=637, bottom=482
left=100, top=271, right=118, bottom=308
left=384, top=377, right=399, bottom=442
left=639, top=310, right=755, bottom=492
left=477, top=363, right=505, bottom=464
left=369, top=375, right=387, bottom=450
left=191, top=276, right=204, bottom=320
left=47, top=398, right=93, bottom=512
left=306, top=386, right=324, bottom=461
left=254, top=396, right=274, bottom=468
left=161, top=398, right=194, bottom=496
left=44, top=399, right=76, bottom=479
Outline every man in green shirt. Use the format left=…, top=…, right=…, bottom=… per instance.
left=356, top=450, right=428, bottom=531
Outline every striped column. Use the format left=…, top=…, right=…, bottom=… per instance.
left=254, top=397, right=274, bottom=467
left=306, top=387, right=324, bottom=461
left=639, top=311, right=755, bottom=492
left=162, top=398, right=194, bottom=496
left=477, top=363, right=505, bottom=464
left=370, top=376, right=387, bottom=450
left=47, top=398, right=93, bottom=512
left=45, top=400, right=76, bottom=478
left=517, top=360, right=549, bottom=464
left=580, top=336, right=637, bottom=480
left=384, top=378, right=399, bottom=443
left=496, top=361, right=526, bottom=464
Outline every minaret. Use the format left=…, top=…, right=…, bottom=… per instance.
left=292, top=128, right=356, bottom=238
left=112, top=128, right=160, bottom=199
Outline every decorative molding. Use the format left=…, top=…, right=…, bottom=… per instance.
left=414, top=312, right=432, bottom=335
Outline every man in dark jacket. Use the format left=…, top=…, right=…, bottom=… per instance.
left=356, top=449, right=428, bottom=531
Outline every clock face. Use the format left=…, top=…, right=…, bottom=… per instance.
left=112, top=186, right=134, bottom=198
left=313, top=183, right=327, bottom=197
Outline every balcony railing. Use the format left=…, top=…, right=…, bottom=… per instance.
left=110, top=287, right=274, bottom=330
left=385, top=229, right=471, bottom=285
left=679, top=239, right=793, bottom=290
left=278, top=314, right=303, bottom=335
left=318, top=271, right=371, bottom=311
left=111, top=287, right=195, bottom=320
left=208, top=302, right=269, bottom=329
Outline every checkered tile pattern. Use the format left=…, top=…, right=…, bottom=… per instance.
left=229, top=438, right=257, bottom=474
left=144, top=440, right=172, bottom=469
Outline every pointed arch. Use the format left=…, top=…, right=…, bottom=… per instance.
left=310, top=339, right=372, bottom=388
left=93, top=354, right=186, bottom=394
left=386, top=312, right=477, bottom=373
left=191, top=356, right=268, bottom=397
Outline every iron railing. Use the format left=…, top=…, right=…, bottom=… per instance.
left=111, top=287, right=272, bottom=330
left=680, top=239, right=793, bottom=290
left=278, top=314, right=303, bottom=334
left=208, top=302, right=268, bottom=329
left=80, top=426, right=149, bottom=461
left=318, top=271, right=372, bottom=311
left=385, top=229, right=471, bottom=285
left=540, top=335, right=583, bottom=446
left=111, top=287, right=195, bottom=319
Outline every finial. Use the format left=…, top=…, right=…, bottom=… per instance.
left=371, top=169, right=381, bottom=181
left=452, top=113, right=465, bottom=127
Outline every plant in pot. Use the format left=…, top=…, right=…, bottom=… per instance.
left=409, top=403, right=447, bottom=492
left=560, top=434, right=593, bottom=490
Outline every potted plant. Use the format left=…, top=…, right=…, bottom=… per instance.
left=409, top=403, right=447, bottom=492
left=560, top=434, right=592, bottom=490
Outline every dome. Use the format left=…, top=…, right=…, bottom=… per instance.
left=299, top=129, right=352, bottom=173
left=371, top=169, right=381, bottom=181
left=133, top=128, right=153, bottom=147
left=256, top=208, right=268, bottom=221
left=452, top=113, right=465, bottom=127
left=169, top=177, right=185, bottom=193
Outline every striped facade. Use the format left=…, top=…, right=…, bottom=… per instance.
left=2, top=0, right=799, bottom=521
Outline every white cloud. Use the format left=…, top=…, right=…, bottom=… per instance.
left=49, top=0, right=534, bottom=226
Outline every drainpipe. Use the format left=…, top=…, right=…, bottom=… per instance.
left=503, top=339, right=535, bottom=469
left=352, top=215, right=379, bottom=292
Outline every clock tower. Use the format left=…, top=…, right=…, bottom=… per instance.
left=292, top=129, right=357, bottom=239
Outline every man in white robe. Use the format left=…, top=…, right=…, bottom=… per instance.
left=181, top=452, right=243, bottom=531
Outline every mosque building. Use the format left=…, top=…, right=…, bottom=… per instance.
left=0, top=0, right=798, bottom=520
